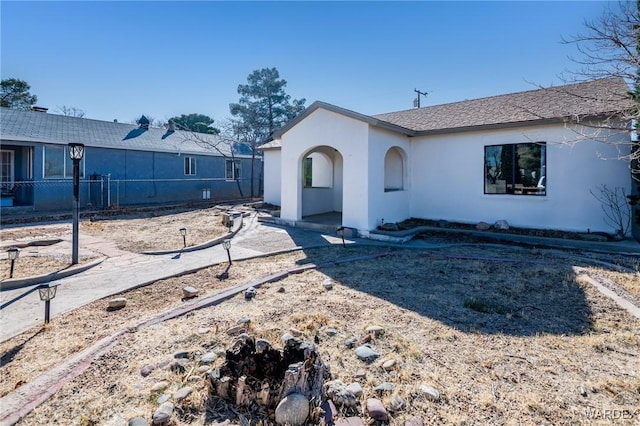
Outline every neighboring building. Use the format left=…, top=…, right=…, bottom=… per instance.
left=262, top=77, right=635, bottom=236
left=0, top=109, right=258, bottom=212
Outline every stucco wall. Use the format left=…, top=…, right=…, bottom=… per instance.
left=279, top=108, right=369, bottom=229
left=409, top=124, right=631, bottom=234
left=367, top=127, right=411, bottom=229
left=263, top=149, right=281, bottom=206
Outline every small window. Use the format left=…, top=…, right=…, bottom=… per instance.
left=225, top=159, right=241, bottom=181
left=43, top=145, right=85, bottom=179
left=484, top=142, right=546, bottom=196
left=184, top=156, right=196, bottom=175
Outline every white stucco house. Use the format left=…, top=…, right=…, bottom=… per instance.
left=261, top=77, right=635, bottom=236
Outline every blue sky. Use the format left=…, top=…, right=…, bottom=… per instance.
left=1, top=1, right=613, bottom=126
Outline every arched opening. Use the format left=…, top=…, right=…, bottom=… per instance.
left=384, top=147, right=405, bottom=191
left=303, top=152, right=333, bottom=188
left=301, top=146, right=343, bottom=223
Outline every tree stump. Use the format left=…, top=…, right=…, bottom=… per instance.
left=209, top=333, right=330, bottom=424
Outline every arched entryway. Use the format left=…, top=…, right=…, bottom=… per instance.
left=301, top=146, right=343, bottom=225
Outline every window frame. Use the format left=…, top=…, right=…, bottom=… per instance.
left=484, top=142, right=546, bottom=196
left=184, top=156, right=196, bottom=176
left=43, top=145, right=85, bottom=179
left=225, top=159, right=241, bottom=181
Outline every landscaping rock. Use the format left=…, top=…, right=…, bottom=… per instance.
left=323, top=278, right=334, bottom=290
left=419, top=385, right=440, bottom=401
left=476, top=221, right=491, bottom=231
left=274, top=392, right=309, bottom=425
left=346, top=382, right=363, bottom=397
left=374, top=382, right=395, bottom=392
left=326, top=328, right=337, bottom=336
left=150, top=381, right=169, bottom=393
left=173, top=386, right=193, bottom=402
left=355, top=345, right=380, bottom=362
left=200, top=352, right=217, bottom=364
left=128, top=417, right=148, bottom=426
left=157, top=394, right=170, bottom=404
left=237, top=316, right=251, bottom=324
left=140, top=364, right=155, bottom=377
left=494, top=220, right=510, bottom=230
left=245, top=286, right=257, bottom=300
left=353, top=369, right=367, bottom=379
left=345, top=336, right=357, bottom=348
left=173, top=350, right=191, bottom=359
left=182, top=286, right=199, bottom=299
left=365, top=325, right=385, bottom=337
left=382, top=359, right=396, bottom=370
left=366, top=398, right=388, bottom=421
left=389, top=394, right=405, bottom=411
left=108, top=298, right=127, bottom=309
left=152, top=402, right=173, bottom=425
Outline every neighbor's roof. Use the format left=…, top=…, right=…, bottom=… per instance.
left=268, top=77, right=632, bottom=146
left=374, top=77, right=632, bottom=133
left=0, top=108, right=245, bottom=157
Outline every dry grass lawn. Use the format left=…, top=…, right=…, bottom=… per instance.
left=1, top=222, right=639, bottom=425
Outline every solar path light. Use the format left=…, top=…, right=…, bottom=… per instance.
left=180, top=227, right=187, bottom=248
left=222, top=239, right=232, bottom=265
left=7, top=247, right=20, bottom=278
left=38, top=284, right=57, bottom=324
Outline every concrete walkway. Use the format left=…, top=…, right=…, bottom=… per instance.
left=1, top=212, right=639, bottom=343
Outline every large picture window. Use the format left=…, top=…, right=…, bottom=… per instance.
left=484, top=142, right=546, bottom=195
left=43, top=145, right=85, bottom=179
left=225, top=159, right=241, bottom=181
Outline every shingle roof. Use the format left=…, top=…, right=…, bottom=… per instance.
left=373, top=77, right=632, bottom=133
left=0, top=108, right=244, bottom=157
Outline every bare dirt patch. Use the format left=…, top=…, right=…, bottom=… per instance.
left=2, top=242, right=639, bottom=425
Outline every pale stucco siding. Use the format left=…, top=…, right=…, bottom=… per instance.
left=409, top=123, right=631, bottom=233
left=263, top=148, right=281, bottom=206
left=367, top=127, right=411, bottom=229
left=279, top=108, right=369, bottom=229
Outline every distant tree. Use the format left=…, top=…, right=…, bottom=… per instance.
left=168, top=113, right=220, bottom=134
left=230, top=67, right=306, bottom=197
left=560, top=0, right=639, bottom=239
left=1, top=78, right=37, bottom=110
left=56, top=105, right=85, bottom=117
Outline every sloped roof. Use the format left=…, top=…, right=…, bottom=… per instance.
left=0, top=108, right=244, bottom=157
left=266, top=77, right=632, bottom=149
left=271, top=101, right=415, bottom=140
left=373, top=77, right=632, bottom=133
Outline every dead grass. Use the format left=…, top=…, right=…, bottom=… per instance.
left=2, top=243, right=639, bottom=425
left=80, top=206, right=231, bottom=252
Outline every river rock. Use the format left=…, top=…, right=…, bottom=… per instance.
left=173, top=386, right=193, bottom=402
left=152, top=402, right=173, bottom=425
left=334, top=418, right=365, bottom=426
left=476, top=221, right=491, bottom=231
left=128, top=417, right=148, bottom=426
left=200, top=352, right=217, bottom=364
left=366, top=398, right=388, bottom=421
left=150, top=381, right=169, bottom=393
left=346, top=382, right=363, bottom=397
left=274, top=392, right=309, bottom=425
left=365, top=325, right=385, bottom=337
left=419, top=385, right=440, bottom=401
left=374, top=382, right=395, bottom=392
left=182, top=286, right=199, bottom=298
left=140, top=364, right=155, bottom=377
left=382, top=359, right=396, bottom=370
left=355, top=345, right=380, bottom=362
left=108, top=298, right=127, bottom=309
